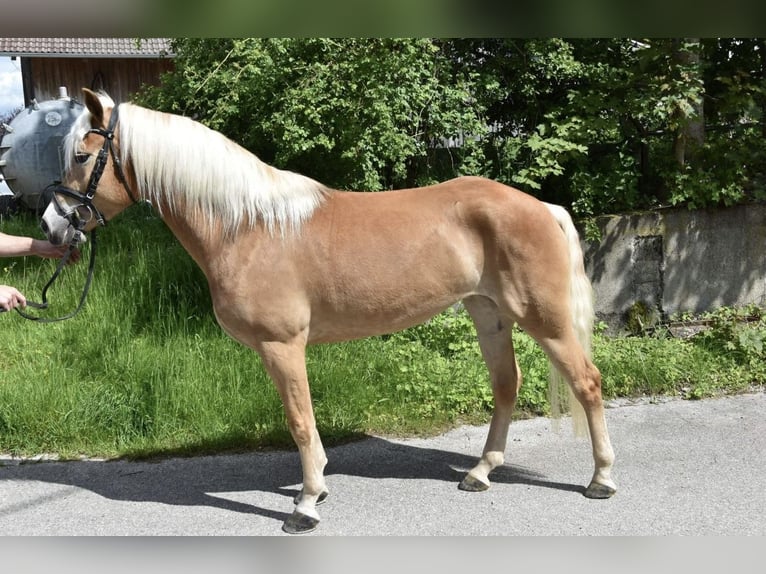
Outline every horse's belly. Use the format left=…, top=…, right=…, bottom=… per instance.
left=306, top=272, right=475, bottom=344
left=307, top=302, right=461, bottom=344
left=305, top=221, right=482, bottom=343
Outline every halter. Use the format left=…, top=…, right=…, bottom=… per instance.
left=13, top=104, right=135, bottom=323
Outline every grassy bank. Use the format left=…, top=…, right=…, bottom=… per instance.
left=1, top=207, right=764, bottom=459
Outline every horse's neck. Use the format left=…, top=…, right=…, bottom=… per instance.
left=160, top=208, right=234, bottom=274
left=159, top=203, right=282, bottom=281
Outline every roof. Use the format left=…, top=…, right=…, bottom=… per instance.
left=0, top=38, right=174, bottom=58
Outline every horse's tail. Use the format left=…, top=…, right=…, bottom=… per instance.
left=544, top=202, right=593, bottom=438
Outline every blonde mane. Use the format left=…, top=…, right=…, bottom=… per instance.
left=65, top=93, right=327, bottom=236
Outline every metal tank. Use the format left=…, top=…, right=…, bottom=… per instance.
left=0, top=87, right=84, bottom=212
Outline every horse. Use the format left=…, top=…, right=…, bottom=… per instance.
left=41, top=88, right=616, bottom=534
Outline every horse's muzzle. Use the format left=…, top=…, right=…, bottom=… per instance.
left=40, top=199, right=87, bottom=246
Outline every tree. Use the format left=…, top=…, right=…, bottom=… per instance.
left=671, top=39, right=705, bottom=168
left=452, top=38, right=765, bottom=216
left=137, top=38, right=766, bottom=218
left=136, top=38, right=488, bottom=191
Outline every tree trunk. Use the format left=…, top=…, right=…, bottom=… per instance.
left=760, top=39, right=766, bottom=139
left=672, top=39, right=704, bottom=167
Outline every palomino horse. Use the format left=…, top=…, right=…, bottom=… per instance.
left=41, top=89, right=616, bottom=534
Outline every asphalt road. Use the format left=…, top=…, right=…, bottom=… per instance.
left=1, top=392, right=764, bottom=535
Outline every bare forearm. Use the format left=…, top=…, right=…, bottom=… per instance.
left=0, top=232, right=74, bottom=260
left=0, top=232, right=38, bottom=257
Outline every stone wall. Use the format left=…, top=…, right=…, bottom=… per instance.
left=582, top=202, right=766, bottom=331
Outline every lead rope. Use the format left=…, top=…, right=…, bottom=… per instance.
left=12, top=229, right=97, bottom=322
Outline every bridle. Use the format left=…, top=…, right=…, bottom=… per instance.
left=50, top=104, right=137, bottom=230
left=14, top=104, right=136, bottom=322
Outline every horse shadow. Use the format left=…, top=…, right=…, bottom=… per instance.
left=0, top=435, right=585, bottom=526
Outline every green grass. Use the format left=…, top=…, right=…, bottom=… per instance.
left=1, top=207, right=764, bottom=459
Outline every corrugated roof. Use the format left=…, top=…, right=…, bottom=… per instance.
left=0, top=38, right=174, bottom=58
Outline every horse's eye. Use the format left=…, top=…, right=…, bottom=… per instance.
left=74, top=152, right=90, bottom=165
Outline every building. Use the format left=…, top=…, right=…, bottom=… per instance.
left=0, top=37, right=174, bottom=105
left=0, top=38, right=174, bottom=209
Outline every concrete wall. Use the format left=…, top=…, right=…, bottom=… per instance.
left=583, top=203, right=766, bottom=330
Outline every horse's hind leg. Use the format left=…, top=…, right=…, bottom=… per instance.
left=535, top=331, right=616, bottom=498
left=256, top=335, right=329, bottom=534
left=459, top=296, right=520, bottom=491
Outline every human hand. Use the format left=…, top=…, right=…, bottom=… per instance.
left=0, top=285, right=26, bottom=311
left=32, top=239, right=81, bottom=264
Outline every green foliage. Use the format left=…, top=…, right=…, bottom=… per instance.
left=136, top=38, right=487, bottom=191
left=596, top=305, right=766, bottom=400
left=134, top=38, right=766, bottom=217
left=449, top=38, right=766, bottom=217
left=664, top=138, right=764, bottom=208
left=510, top=328, right=550, bottom=415
left=691, top=305, right=766, bottom=380
left=385, top=309, right=493, bottom=420
left=625, top=301, right=662, bottom=336
left=386, top=310, right=551, bottom=417
left=594, top=332, right=706, bottom=398
left=389, top=307, right=476, bottom=358
left=511, top=117, right=589, bottom=191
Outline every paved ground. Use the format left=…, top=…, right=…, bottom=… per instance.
left=1, top=392, right=764, bottom=535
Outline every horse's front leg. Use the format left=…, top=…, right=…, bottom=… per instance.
left=257, top=336, right=329, bottom=534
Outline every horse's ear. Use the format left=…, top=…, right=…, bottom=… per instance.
left=82, top=88, right=105, bottom=128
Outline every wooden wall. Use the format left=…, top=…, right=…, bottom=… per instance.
left=23, top=57, right=174, bottom=105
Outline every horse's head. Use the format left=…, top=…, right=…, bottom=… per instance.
left=41, top=88, right=136, bottom=246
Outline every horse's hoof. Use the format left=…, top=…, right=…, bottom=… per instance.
left=282, top=510, right=320, bottom=534
left=293, top=489, right=329, bottom=506
left=458, top=474, right=490, bottom=492
left=584, top=482, right=617, bottom=499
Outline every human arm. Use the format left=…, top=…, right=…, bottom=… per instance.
left=0, top=232, right=79, bottom=261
